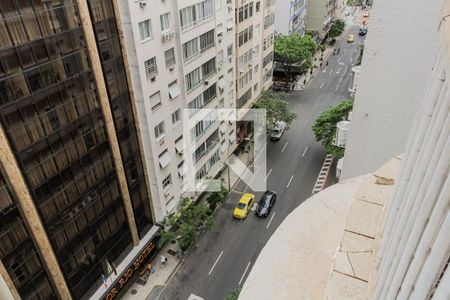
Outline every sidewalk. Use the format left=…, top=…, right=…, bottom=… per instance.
left=121, top=242, right=180, bottom=300
left=295, top=47, right=334, bottom=90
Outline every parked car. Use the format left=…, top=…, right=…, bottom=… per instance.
left=255, top=191, right=277, bottom=218
left=359, top=27, right=368, bottom=36
left=347, top=34, right=355, bottom=43
left=363, top=11, right=370, bottom=17
left=270, top=121, right=287, bottom=141
left=233, top=193, right=256, bottom=220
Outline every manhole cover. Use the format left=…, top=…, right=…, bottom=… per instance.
left=131, top=289, right=137, bottom=295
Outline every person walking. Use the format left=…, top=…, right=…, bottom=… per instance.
left=161, top=255, right=168, bottom=268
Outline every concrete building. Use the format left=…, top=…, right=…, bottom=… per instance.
left=340, top=0, right=442, bottom=180
left=305, top=0, right=337, bottom=38
left=239, top=1, right=450, bottom=299
left=116, top=0, right=237, bottom=222
left=275, top=0, right=308, bottom=36
left=0, top=1, right=160, bottom=299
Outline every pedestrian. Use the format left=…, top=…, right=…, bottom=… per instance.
left=337, top=48, right=340, bottom=54
left=303, top=79, right=306, bottom=85
left=320, top=62, right=323, bottom=68
left=333, top=49, right=336, bottom=55
left=326, top=61, right=329, bottom=66
left=161, top=255, right=168, bottom=268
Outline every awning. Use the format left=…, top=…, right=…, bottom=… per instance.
left=168, top=82, right=181, bottom=99
left=218, top=78, right=226, bottom=90
left=158, top=151, right=171, bottom=168
left=175, top=138, right=184, bottom=154
left=226, top=22, right=233, bottom=31
left=220, top=141, right=228, bottom=152
left=178, top=163, right=188, bottom=177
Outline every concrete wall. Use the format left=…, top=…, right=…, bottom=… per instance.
left=306, top=0, right=326, bottom=33
left=340, top=0, right=443, bottom=180
left=275, top=0, right=291, bottom=35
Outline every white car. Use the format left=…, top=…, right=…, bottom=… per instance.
left=270, top=121, right=287, bottom=141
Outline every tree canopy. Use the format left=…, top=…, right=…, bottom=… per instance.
left=312, top=99, right=353, bottom=158
left=274, top=34, right=317, bottom=64
left=253, top=92, right=297, bottom=127
left=329, top=19, right=346, bottom=40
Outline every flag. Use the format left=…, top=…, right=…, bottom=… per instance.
left=101, top=274, right=107, bottom=288
left=112, top=262, right=117, bottom=275
left=106, top=260, right=113, bottom=275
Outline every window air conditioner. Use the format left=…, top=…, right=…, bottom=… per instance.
left=139, top=0, right=146, bottom=8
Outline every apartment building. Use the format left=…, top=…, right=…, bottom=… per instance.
left=305, top=0, right=337, bottom=38
left=275, top=0, right=307, bottom=36
left=116, top=0, right=237, bottom=223
left=234, top=0, right=275, bottom=139
left=0, top=0, right=162, bottom=299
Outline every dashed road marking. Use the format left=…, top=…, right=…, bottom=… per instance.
left=335, top=83, right=340, bottom=91
left=208, top=251, right=223, bottom=275
left=336, top=67, right=341, bottom=74
left=266, top=212, right=276, bottom=229
left=301, top=146, right=308, bottom=158
left=264, top=168, right=272, bottom=183
left=239, top=261, right=252, bottom=285
left=320, top=82, right=324, bottom=89
left=281, top=142, right=288, bottom=153
left=286, top=175, right=294, bottom=188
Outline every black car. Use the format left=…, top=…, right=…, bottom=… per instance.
left=359, top=28, right=368, bottom=36
left=255, top=190, right=276, bottom=217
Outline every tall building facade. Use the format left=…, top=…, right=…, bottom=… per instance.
left=305, top=0, right=336, bottom=38
left=275, top=0, right=307, bottom=36
left=0, top=0, right=159, bottom=299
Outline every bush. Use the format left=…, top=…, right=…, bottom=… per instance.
left=224, top=286, right=242, bottom=300
left=329, top=19, right=346, bottom=40
left=206, top=184, right=229, bottom=211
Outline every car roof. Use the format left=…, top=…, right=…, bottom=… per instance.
left=239, top=193, right=255, bottom=204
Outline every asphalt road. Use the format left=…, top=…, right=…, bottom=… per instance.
left=158, top=26, right=365, bottom=300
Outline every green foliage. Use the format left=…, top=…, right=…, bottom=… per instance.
left=329, top=19, right=346, bottom=39
left=206, top=184, right=229, bottom=211
left=312, top=99, right=354, bottom=158
left=224, top=286, right=242, bottom=300
left=159, top=230, right=176, bottom=246
left=253, top=92, right=297, bottom=127
left=274, top=34, right=317, bottom=64
left=347, top=0, right=361, bottom=5
left=356, top=44, right=364, bottom=65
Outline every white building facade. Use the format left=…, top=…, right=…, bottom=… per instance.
left=117, top=0, right=237, bottom=222
left=275, top=0, right=308, bottom=36
left=305, top=0, right=337, bottom=37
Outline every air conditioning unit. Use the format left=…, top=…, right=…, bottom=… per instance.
left=239, top=70, right=245, bottom=74
left=204, top=80, right=209, bottom=85
left=218, top=37, right=223, bottom=43
left=228, top=57, right=233, bottom=63
left=139, top=0, right=146, bottom=8
left=162, top=31, right=175, bottom=42
left=248, top=62, right=252, bottom=66
left=169, top=66, right=175, bottom=71
left=164, top=190, right=171, bottom=198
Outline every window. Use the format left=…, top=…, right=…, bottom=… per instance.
left=254, top=83, right=258, bottom=92
left=154, top=121, right=165, bottom=140
left=238, top=2, right=253, bottom=23
left=149, top=91, right=162, bottom=110
left=237, top=88, right=252, bottom=108
left=239, top=49, right=253, bottom=69
left=168, top=81, right=181, bottom=99
left=164, top=48, right=176, bottom=68
left=185, top=68, right=201, bottom=91
left=172, top=109, right=181, bottom=125
left=203, top=83, right=217, bottom=104
left=200, top=29, right=215, bottom=52
left=144, top=57, right=157, bottom=79
left=263, top=67, right=273, bottom=83
left=183, top=38, right=200, bottom=62
left=162, top=174, right=172, bottom=189
left=160, top=13, right=171, bottom=32
left=263, top=33, right=274, bottom=50
left=179, top=0, right=215, bottom=30
left=254, top=64, right=259, bottom=73
left=159, top=150, right=172, bottom=168
left=227, top=44, right=233, bottom=56
left=188, top=94, right=204, bottom=117
left=238, top=26, right=253, bottom=47
left=264, top=13, right=275, bottom=29
left=256, top=1, right=260, bottom=12
left=202, top=57, right=216, bottom=78
left=138, top=19, right=152, bottom=41
left=263, top=52, right=273, bottom=68
left=239, top=68, right=253, bottom=89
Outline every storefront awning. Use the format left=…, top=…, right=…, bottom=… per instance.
left=159, top=151, right=171, bottom=168
left=168, top=82, right=181, bottom=99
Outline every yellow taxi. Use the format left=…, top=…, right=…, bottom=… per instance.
left=233, top=193, right=256, bottom=220
left=347, top=34, right=355, bottom=43
left=363, top=11, right=370, bottom=17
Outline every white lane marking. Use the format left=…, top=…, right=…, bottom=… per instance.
left=336, top=67, right=341, bottom=74
left=264, top=168, right=273, bottom=183
left=322, top=67, right=328, bottom=73
left=335, top=83, right=340, bottom=91
left=266, top=212, right=276, bottom=229
left=343, top=65, right=348, bottom=74
left=337, top=57, right=341, bottom=63
left=302, top=146, right=308, bottom=158
left=329, top=69, right=333, bottom=74
left=239, top=261, right=252, bottom=285
left=286, top=175, right=294, bottom=188
left=281, top=142, right=288, bottom=153
left=338, top=62, right=345, bottom=65
left=208, top=251, right=223, bottom=275
left=320, top=82, right=324, bottom=89
left=338, top=76, right=343, bottom=83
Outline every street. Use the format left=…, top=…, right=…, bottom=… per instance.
left=158, top=25, right=365, bottom=300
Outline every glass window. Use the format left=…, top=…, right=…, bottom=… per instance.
left=144, top=57, right=157, bottom=79
left=154, top=121, right=165, bottom=139
left=149, top=91, right=162, bottom=111
left=162, top=174, right=172, bottom=189
left=168, top=81, right=181, bottom=99
left=182, top=37, right=199, bottom=62
left=160, top=13, right=171, bottom=32
left=138, top=19, right=152, bottom=41
left=164, top=48, right=176, bottom=68
left=200, top=29, right=215, bottom=52
left=172, top=109, right=181, bottom=125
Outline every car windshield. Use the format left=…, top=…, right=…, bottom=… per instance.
left=260, top=196, right=271, bottom=207
left=272, top=129, right=280, bottom=135
left=237, top=203, right=246, bottom=209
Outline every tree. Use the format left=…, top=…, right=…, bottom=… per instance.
left=253, top=92, right=297, bottom=128
left=312, top=99, right=353, bottom=158
left=206, top=184, right=229, bottom=212
left=224, top=286, right=242, bottom=300
left=356, top=44, right=364, bottom=65
left=329, top=19, right=346, bottom=40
